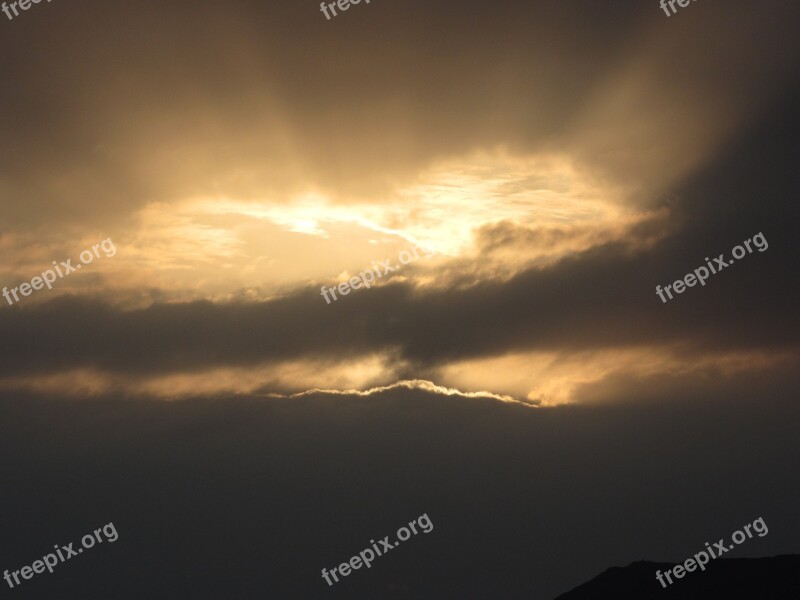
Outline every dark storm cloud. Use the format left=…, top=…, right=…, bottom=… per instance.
left=0, top=221, right=794, bottom=382
left=1, top=381, right=799, bottom=598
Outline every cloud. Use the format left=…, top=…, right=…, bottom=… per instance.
left=2, top=78, right=799, bottom=400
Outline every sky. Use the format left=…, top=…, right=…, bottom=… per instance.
left=0, top=0, right=799, bottom=598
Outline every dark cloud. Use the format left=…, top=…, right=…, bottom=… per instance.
left=1, top=383, right=798, bottom=598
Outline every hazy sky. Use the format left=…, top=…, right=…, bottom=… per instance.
left=1, top=0, right=799, bottom=598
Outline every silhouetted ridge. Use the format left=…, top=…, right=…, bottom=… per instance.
left=554, top=555, right=800, bottom=599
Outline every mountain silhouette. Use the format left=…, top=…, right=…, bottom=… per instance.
left=554, top=555, right=799, bottom=599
